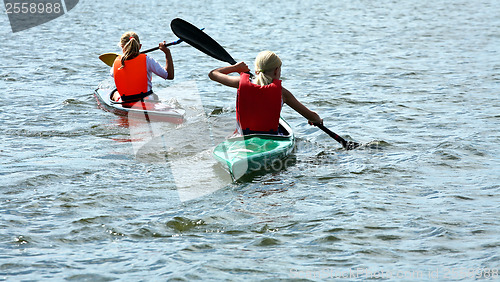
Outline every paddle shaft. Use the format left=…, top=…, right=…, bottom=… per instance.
left=141, top=28, right=204, bottom=54
left=99, top=31, right=203, bottom=67
left=316, top=124, right=360, bottom=150
left=316, top=124, right=347, bottom=147
left=99, top=40, right=181, bottom=67
left=141, top=40, right=179, bottom=54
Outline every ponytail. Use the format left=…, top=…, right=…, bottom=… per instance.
left=253, top=51, right=282, bottom=86
left=118, top=31, right=141, bottom=69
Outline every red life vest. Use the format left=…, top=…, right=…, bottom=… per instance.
left=236, top=73, right=282, bottom=134
left=113, top=54, right=150, bottom=105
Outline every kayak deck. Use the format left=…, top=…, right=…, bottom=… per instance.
left=94, top=86, right=185, bottom=123
left=213, top=118, right=295, bottom=180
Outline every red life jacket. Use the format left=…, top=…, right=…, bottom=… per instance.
left=113, top=54, right=150, bottom=106
left=236, top=73, right=282, bottom=134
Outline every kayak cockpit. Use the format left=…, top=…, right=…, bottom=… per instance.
left=212, top=118, right=295, bottom=181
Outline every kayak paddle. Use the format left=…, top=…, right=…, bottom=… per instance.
left=171, top=18, right=360, bottom=150
left=316, top=124, right=360, bottom=150
left=171, top=18, right=254, bottom=78
left=171, top=18, right=236, bottom=65
left=98, top=35, right=192, bottom=67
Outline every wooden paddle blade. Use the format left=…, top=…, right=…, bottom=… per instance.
left=170, top=18, right=237, bottom=65
left=99, top=53, right=119, bottom=67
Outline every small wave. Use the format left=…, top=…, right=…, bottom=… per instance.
left=182, top=243, right=214, bottom=252
left=65, top=274, right=115, bottom=281
left=419, top=226, right=448, bottom=238
left=358, top=140, right=391, bottom=150
left=254, top=237, right=281, bottom=246
left=13, top=235, right=31, bottom=245
left=62, top=98, right=89, bottom=106
left=166, top=217, right=205, bottom=232
left=314, top=235, right=342, bottom=243
left=452, top=195, right=474, bottom=201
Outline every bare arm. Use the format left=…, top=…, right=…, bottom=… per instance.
left=208, top=62, right=250, bottom=88
left=159, top=41, right=174, bottom=80
left=282, top=87, right=323, bottom=125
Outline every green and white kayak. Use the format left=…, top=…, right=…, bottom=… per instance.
left=213, top=118, right=295, bottom=180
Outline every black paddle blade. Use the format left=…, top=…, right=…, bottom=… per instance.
left=171, top=18, right=237, bottom=65
left=345, top=141, right=361, bottom=150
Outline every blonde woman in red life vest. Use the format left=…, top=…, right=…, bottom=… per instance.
left=110, top=31, right=174, bottom=107
left=209, top=51, right=322, bottom=135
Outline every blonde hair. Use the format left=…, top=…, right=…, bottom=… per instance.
left=118, top=31, right=141, bottom=69
left=253, top=51, right=282, bottom=86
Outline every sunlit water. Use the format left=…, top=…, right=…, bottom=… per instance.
left=1, top=0, right=499, bottom=280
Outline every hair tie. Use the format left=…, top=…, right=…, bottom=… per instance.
left=129, top=36, right=134, bottom=40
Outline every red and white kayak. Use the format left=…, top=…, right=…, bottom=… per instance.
left=94, top=83, right=185, bottom=124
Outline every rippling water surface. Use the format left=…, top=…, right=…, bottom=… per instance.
left=1, top=0, right=499, bottom=280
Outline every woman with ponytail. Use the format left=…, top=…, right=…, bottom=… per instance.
left=209, top=51, right=322, bottom=135
left=110, top=31, right=174, bottom=106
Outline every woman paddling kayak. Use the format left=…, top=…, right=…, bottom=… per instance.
left=110, top=31, right=175, bottom=107
left=208, top=51, right=322, bottom=135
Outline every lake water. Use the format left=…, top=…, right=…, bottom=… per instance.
left=1, top=0, right=499, bottom=280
